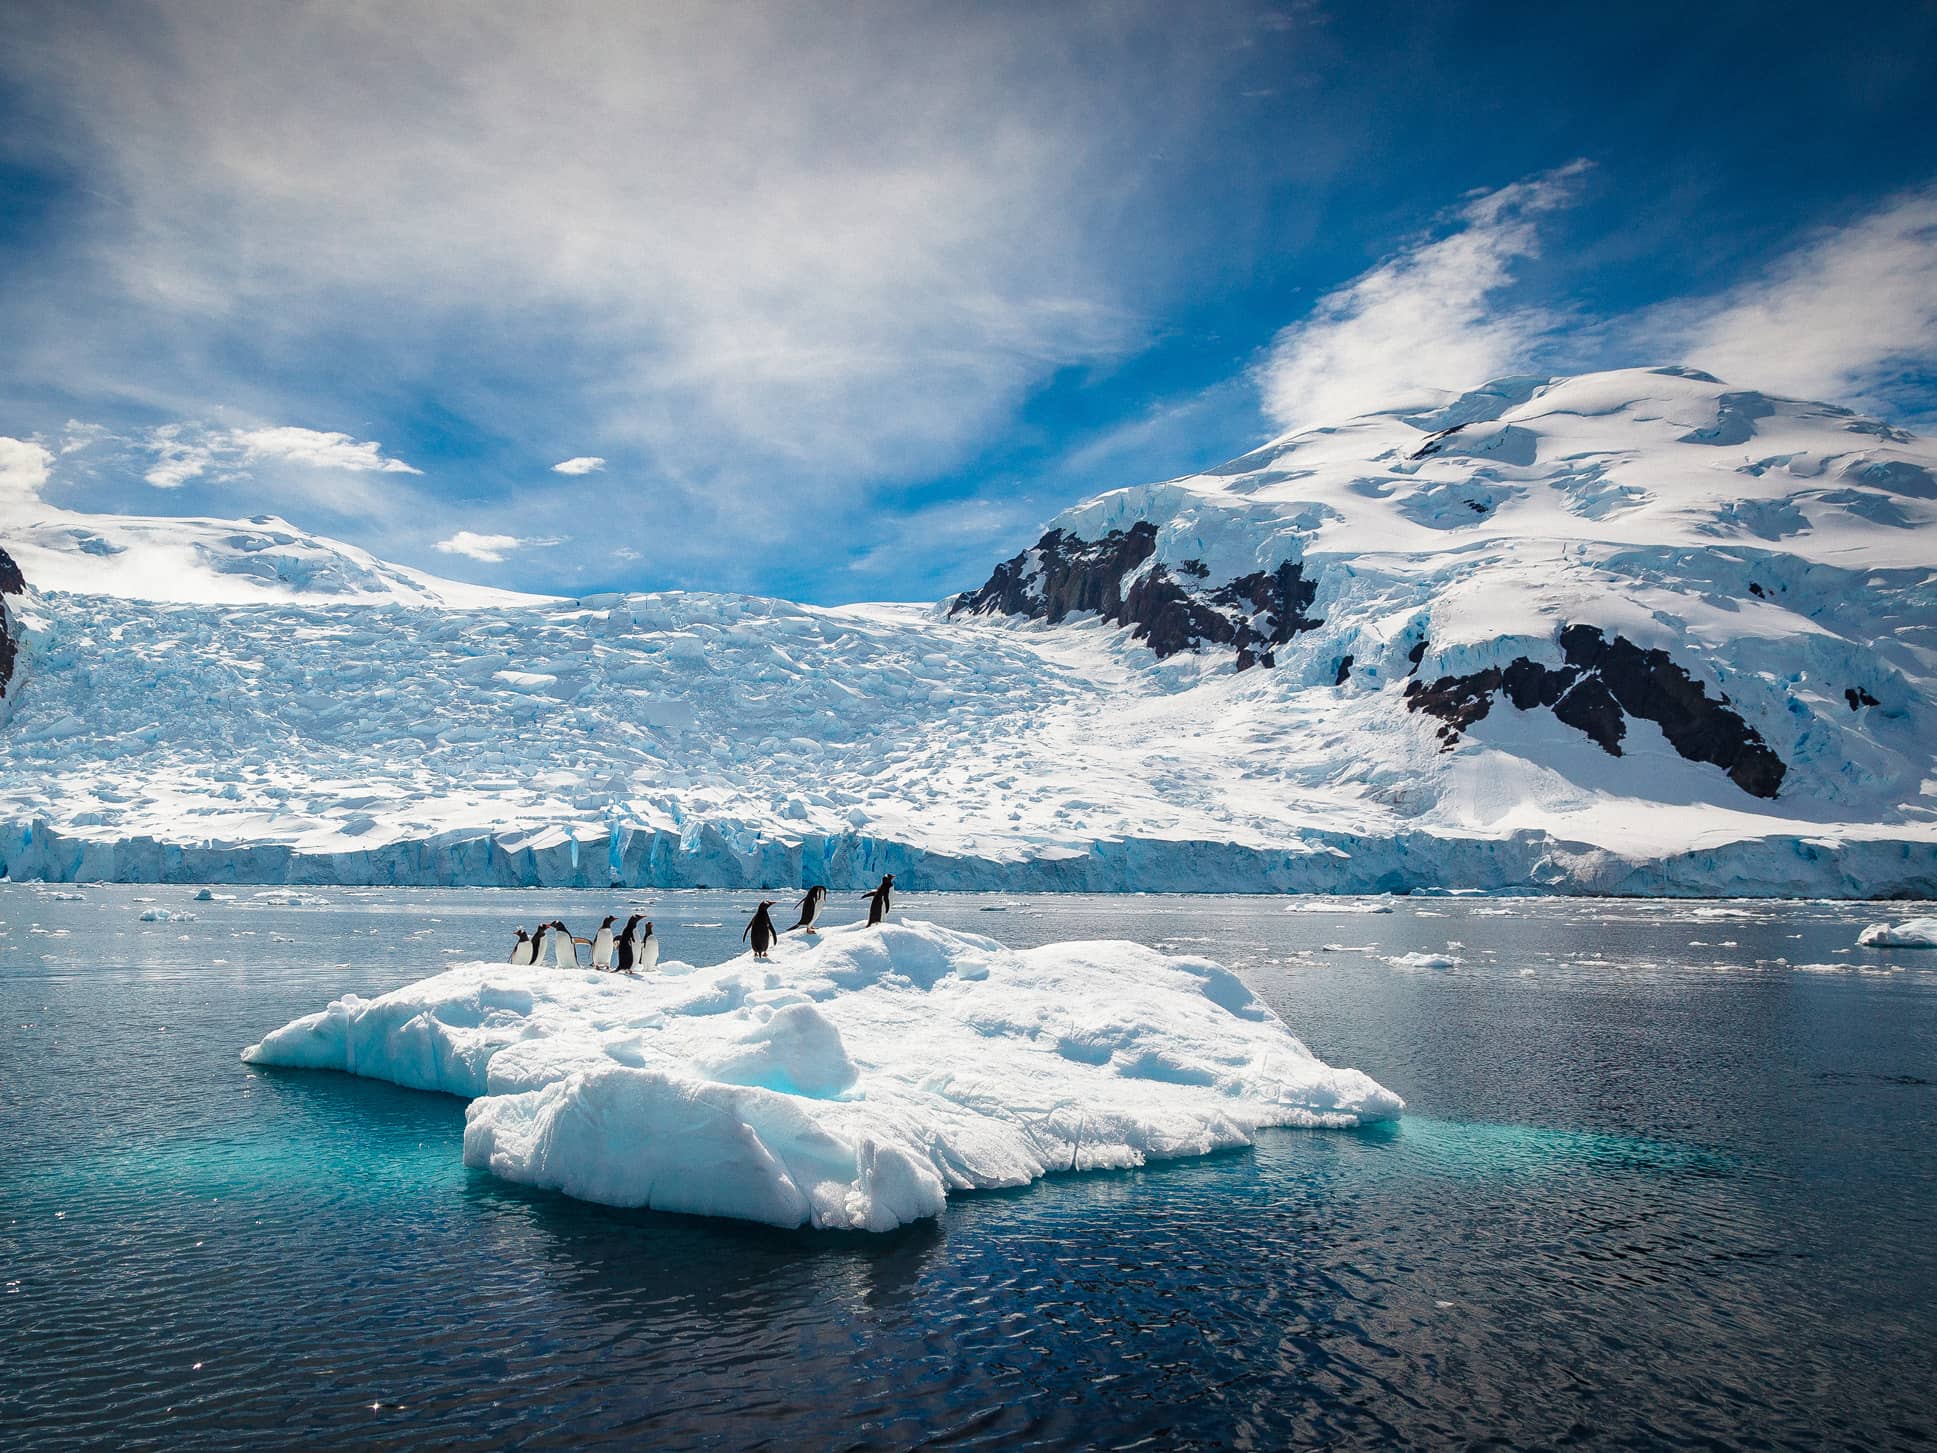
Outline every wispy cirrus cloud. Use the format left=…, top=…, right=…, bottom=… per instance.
left=1665, top=186, right=1937, bottom=416
left=1257, top=162, right=1590, bottom=431
left=141, top=424, right=419, bottom=489
left=551, top=456, right=606, bottom=476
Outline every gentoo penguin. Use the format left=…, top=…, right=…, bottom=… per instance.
left=864, top=874, right=895, bottom=927
left=615, top=913, right=643, bottom=973
left=527, top=923, right=549, bottom=966
left=789, top=885, right=827, bottom=935
left=743, top=902, right=779, bottom=960
left=508, top=928, right=534, bottom=966
left=590, top=915, right=617, bottom=971
left=634, top=919, right=659, bottom=973
left=553, top=920, right=581, bottom=970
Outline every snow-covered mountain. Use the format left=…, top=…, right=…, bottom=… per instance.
left=0, top=496, right=538, bottom=608
left=2, top=366, right=1933, bottom=894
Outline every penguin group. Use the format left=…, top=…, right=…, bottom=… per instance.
left=508, top=914, right=657, bottom=973
left=506, top=876, right=899, bottom=971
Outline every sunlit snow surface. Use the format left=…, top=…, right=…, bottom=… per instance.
left=4, top=366, right=1935, bottom=893
left=242, top=918, right=1402, bottom=1230
left=1858, top=917, right=1937, bottom=948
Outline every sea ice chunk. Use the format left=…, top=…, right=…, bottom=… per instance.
left=243, top=919, right=1403, bottom=1230
left=1857, top=917, right=1937, bottom=948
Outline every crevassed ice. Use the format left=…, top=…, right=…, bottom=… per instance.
left=242, top=919, right=1403, bottom=1231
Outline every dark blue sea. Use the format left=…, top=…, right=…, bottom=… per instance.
left=3, top=887, right=1934, bottom=1450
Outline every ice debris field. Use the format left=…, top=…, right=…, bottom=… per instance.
left=242, top=918, right=1403, bottom=1231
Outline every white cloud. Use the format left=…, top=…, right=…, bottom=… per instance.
left=143, top=424, right=214, bottom=489
left=1257, top=162, right=1589, bottom=431
left=433, top=531, right=522, bottom=563
left=141, top=423, right=418, bottom=489
left=552, top=456, right=606, bottom=476
left=230, top=426, right=420, bottom=475
left=0, top=436, right=54, bottom=502
left=7, top=5, right=1232, bottom=491
left=1671, top=187, right=1937, bottom=409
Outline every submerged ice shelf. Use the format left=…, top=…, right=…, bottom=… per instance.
left=241, top=918, right=1402, bottom=1230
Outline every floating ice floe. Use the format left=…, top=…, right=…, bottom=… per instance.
left=1387, top=951, right=1460, bottom=970
left=138, top=907, right=196, bottom=922
left=1857, top=917, right=1937, bottom=949
left=242, top=918, right=1402, bottom=1231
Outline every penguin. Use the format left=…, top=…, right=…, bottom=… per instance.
left=590, top=915, right=617, bottom=971
left=789, top=885, right=827, bottom=935
left=508, top=928, right=534, bottom=965
left=615, top=913, right=643, bottom=973
left=743, top=902, right=779, bottom=960
left=527, top=923, right=549, bottom=966
left=863, top=873, right=895, bottom=927
left=553, top=920, right=582, bottom=970
left=634, top=918, right=659, bottom=973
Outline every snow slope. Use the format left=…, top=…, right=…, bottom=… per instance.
left=0, top=494, right=537, bottom=608
left=2, top=367, right=1934, bottom=894
left=242, top=918, right=1402, bottom=1230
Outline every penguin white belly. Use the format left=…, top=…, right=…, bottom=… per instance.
left=509, top=941, right=532, bottom=966
left=591, top=928, right=614, bottom=969
left=637, top=935, right=659, bottom=972
left=554, top=935, right=576, bottom=970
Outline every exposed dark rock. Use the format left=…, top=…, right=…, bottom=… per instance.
left=0, top=545, right=25, bottom=702
left=1846, top=687, right=1880, bottom=711
left=1404, top=668, right=1500, bottom=744
left=1405, top=623, right=1787, bottom=798
left=1749, top=582, right=1765, bottom=598
left=1406, top=639, right=1428, bottom=675
left=1334, top=654, right=1354, bottom=686
left=1551, top=674, right=1625, bottom=754
left=951, top=523, right=1321, bottom=670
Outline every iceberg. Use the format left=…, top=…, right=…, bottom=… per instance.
left=1857, top=917, right=1937, bottom=948
left=242, top=918, right=1402, bottom=1230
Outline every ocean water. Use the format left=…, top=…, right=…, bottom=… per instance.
left=3, top=886, right=1934, bottom=1451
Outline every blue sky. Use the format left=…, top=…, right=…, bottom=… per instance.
left=2, top=0, right=1935, bottom=603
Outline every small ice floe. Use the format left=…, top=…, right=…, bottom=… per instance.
left=46, top=891, right=87, bottom=902
left=1387, top=951, right=1460, bottom=970
left=1858, top=917, right=1937, bottom=949
left=139, top=907, right=197, bottom=923
left=191, top=888, right=236, bottom=903
left=253, top=891, right=332, bottom=907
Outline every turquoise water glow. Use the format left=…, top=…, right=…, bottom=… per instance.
left=3, top=888, right=1934, bottom=1448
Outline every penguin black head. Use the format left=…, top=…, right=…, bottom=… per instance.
left=514, top=928, right=528, bottom=941
left=601, top=915, right=617, bottom=928
left=882, top=874, right=895, bottom=887
left=643, top=919, right=654, bottom=934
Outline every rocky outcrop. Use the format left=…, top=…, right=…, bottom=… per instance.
left=950, top=523, right=1319, bottom=669
left=1406, top=624, right=1787, bottom=799
left=0, top=546, right=24, bottom=704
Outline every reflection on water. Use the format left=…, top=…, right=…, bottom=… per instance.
left=2, top=886, right=1934, bottom=1449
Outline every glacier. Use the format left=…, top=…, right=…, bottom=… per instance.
left=3, top=366, right=1935, bottom=896
left=241, top=918, right=1403, bottom=1230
